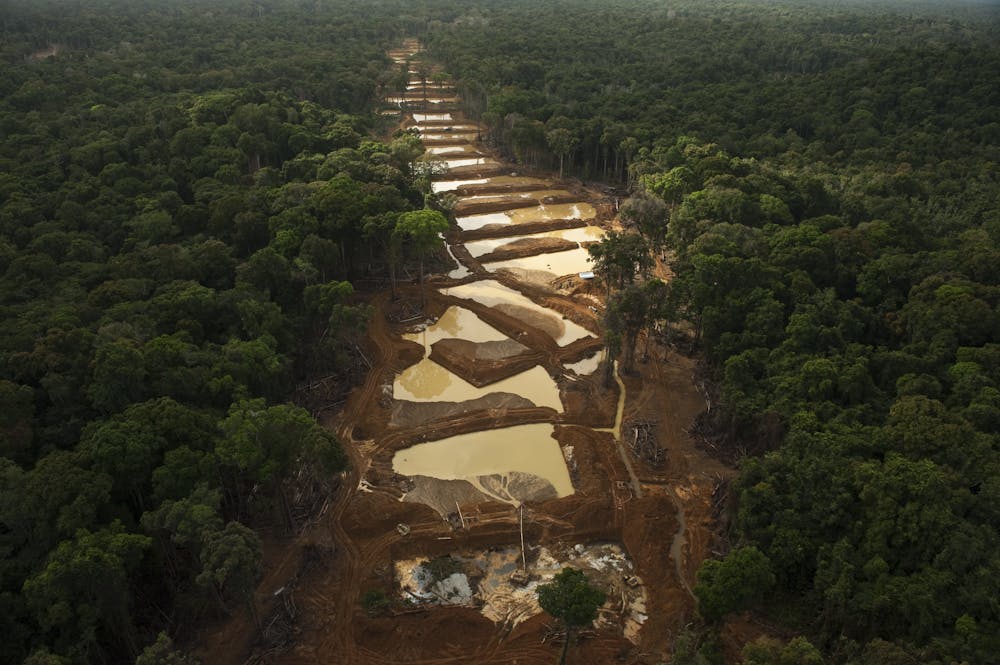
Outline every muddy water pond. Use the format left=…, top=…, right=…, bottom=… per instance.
left=404, top=306, right=507, bottom=351
left=455, top=202, right=597, bottom=231
left=432, top=178, right=489, bottom=193
left=460, top=175, right=551, bottom=189
left=392, top=423, right=574, bottom=498
left=412, top=113, right=453, bottom=122
left=394, top=361, right=561, bottom=411
left=420, top=132, right=479, bottom=142
left=407, top=83, right=455, bottom=91
left=415, top=123, right=480, bottom=133
left=456, top=189, right=572, bottom=203
left=442, top=157, right=502, bottom=170
left=443, top=280, right=593, bottom=346
left=463, top=226, right=606, bottom=258
left=387, top=96, right=459, bottom=105
left=396, top=304, right=560, bottom=408
left=483, top=246, right=594, bottom=278
left=565, top=350, right=603, bottom=376
left=424, top=145, right=482, bottom=156
left=431, top=175, right=550, bottom=194
left=443, top=243, right=471, bottom=279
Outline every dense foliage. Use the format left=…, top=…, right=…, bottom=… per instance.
left=419, top=0, right=1000, bottom=662
left=4, top=0, right=1000, bottom=663
left=0, top=1, right=432, bottom=662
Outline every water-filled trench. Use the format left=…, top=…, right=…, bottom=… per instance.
left=375, top=40, right=653, bottom=647
left=389, top=49, right=614, bottom=512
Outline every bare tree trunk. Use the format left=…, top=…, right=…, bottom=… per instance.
left=419, top=258, right=425, bottom=309
left=558, top=626, right=573, bottom=665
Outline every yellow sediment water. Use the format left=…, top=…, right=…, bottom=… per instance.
left=394, top=361, right=562, bottom=411
left=425, top=145, right=482, bottom=155
left=456, top=189, right=573, bottom=204
left=565, top=350, right=603, bottom=376
left=403, top=306, right=508, bottom=351
left=463, top=226, right=605, bottom=258
left=392, top=423, right=573, bottom=497
left=507, top=202, right=597, bottom=224
left=442, top=280, right=593, bottom=346
left=455, top=202, right=597, bottom=231
left=432, top=178, right=489, bottom=193
left=421, top=132, right=479, bottom=142
left=442, top=157, right=502, bottom=170
left=482, top=246, right=594, bottom=277
left=412, top=113, right=454, bottom=122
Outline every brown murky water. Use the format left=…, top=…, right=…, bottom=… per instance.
left=424, top=145, right=483, bottom=156
left=443, top=243, right=472, bottom=279
left=389, top=52, right=600, bottom=521
left=421, top=133, right=480, bottom=142
left=407, top=83, right=455, bottom=91
left=482, top=246, right=594, bottom=277
left=392, top=423, right=574, bottom=497
left=412, top=113, right=454, bottom=122
left=403, top=306, right=508, bottom=351
left=463, top=226, right=606, bottom=258
left=456, top=189, right=573, bottom=203
left=395, top=305, right=561, bottom=407
left=442, top=280, right=593, bottom=346
left=455, top=202, right=597, bottom=231
left=442, top=156, right=502, bottom=170
left=394, top=361, right=562, bottom=410
left=387, top=96, right=459, bottom=104
left=431, top=178, right=489, bottom=193
left=508, top=202, right=597, bottom=223
left=565, top=350, right=603, bottom=376
left=416, top=124, right=480, bottom=132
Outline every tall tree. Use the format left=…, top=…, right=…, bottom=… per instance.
left=22, top=523, right=151, bottom=662
left=394, top=209, right=449, bottom=309
left=195, top=521, right=261, bottom=627
left=546, top=128, right=579, bottom=180
left=537, top=567, right=606, bottom=665
left=694, top=546, right=776, bottom=623
left=587, top=231, right=653, bottom=298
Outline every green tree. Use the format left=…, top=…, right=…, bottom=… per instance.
left=79, top=417, right=166, bottom=514
left=23, top=522, right=151, bottom=662
left=694, top=546, right=775, bottom=622
left=216, top=398, right=345, bottom=526
left=195, top=521, right=261, bottom=626
left=537, top=567, right=606, bottom=665
left=394, top=209, right=449, bottom=309
left=743, top=636, right=823, bottom=665
left=641, top=166, right=697, bottom=206
left=546, top=127, right=579, bottom=180
left=587, top=231, right=652, bottom=298
left=134, top=632, right=198, bottom=665
left=620, top=192, right=670, bottom=253
left=0, top=379, right=35, bottom=464
left=607, top=283, right=651, bottom=374
left=88, top=339, right=147, bottom=414
left=22, top=648, right=70, bottom=665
